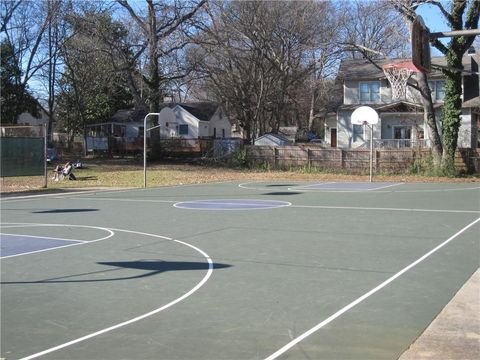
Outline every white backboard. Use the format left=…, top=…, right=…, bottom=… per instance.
left=351, top=106, right=379, bottom=125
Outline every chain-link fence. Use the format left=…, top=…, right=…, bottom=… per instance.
left=1, top=125, right=47, bottom=189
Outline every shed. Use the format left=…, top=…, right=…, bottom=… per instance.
left=254, top=133, right=291, bottom=146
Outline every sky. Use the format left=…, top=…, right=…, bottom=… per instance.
left=415, top=2, right=455, bottom=56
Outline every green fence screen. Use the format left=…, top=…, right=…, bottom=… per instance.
left=0, top=137, right=45, bottom=177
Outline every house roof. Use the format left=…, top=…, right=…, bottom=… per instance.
left=462, top=96, right=480, bottom=108
left=338, top=101, right=442, bottom=113
left=337, top=54, right=478, bottom=81
left=255, top=133, right=290, bottom=145
left=109, top=102, right=220, bottom=123
left=177, top=102, right=219, bottom=121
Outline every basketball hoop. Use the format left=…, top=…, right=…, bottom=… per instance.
left=383, top=62, right=420, bottom=101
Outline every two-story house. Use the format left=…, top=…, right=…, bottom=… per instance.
left=325, top=53, right=479, bottom=149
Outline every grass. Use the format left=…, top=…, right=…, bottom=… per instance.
left=1, top=158, right=479, bottom=194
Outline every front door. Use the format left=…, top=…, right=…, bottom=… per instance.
left=330, top=128, right=337, bottom=147
left=393, top=126, right=412, bottom=147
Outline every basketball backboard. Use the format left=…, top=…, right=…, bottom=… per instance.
left=411, top=16, right=431, bottom=73
left=351, top=106, right=379, bottom=125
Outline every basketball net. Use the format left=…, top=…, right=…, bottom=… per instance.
left=383, top=62, right=420, bottom=101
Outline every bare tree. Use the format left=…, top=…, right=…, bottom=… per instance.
left=340, top=0, right=410, bottom=59
left=116, top=0, right=206, bottom=113
left=190, top=0, right=339, bottom=142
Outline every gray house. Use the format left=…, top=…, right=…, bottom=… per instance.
left=327, top=53, right=479, bottom=149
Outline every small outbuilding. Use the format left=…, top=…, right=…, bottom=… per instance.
left=254, top=133, right=291, bottom=146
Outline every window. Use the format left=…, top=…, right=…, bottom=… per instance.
left=359, top=82, right=380, bottom=103
left=179, top=124, right=188, bottom=135
left=353, top=124, right=364, bottom=142
left=428, top=80, right=445, bottom=101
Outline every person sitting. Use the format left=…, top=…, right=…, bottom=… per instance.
left=52, top=162, right=75, bottom=181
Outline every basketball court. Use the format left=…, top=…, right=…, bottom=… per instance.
left=1, top=181, right=479, bottom=360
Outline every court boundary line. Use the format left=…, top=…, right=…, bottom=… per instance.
left=0, top=181, right=237, bottom=202
left=290, top=204, right=480, bottom=214
left=238, top=181, right=480, bottom=193
left=290, top=182, right=404, bottom=191
left=0, top=224, right=114, bottom=259
left=75, top=197, right=178, bottom=204
left=1, top=233, right=89, bottom=243
left=264, top=217, right=480, bottom=360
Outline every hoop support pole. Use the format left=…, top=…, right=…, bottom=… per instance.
left=43, top=124, right=47, bottom=188
left=143, top=113, right=160, bottom=188
left=430, top=29, right=480, bottom=39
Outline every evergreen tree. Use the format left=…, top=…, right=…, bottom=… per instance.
left=1, top=41, right=39, bottom=123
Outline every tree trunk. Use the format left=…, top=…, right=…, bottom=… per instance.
left=416, top=71, right=442, bottom=167
left=440, top=55, right=463, bottom=172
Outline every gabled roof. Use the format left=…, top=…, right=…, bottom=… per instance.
left=255, top=133, right=290, bottom=145
left=161, top=102, right=219, bottom=121
left=110, top=102, right=220, bottom=123
left=338, top=101, right=442, bottom=113
left=177, top=103, right=219, bottom=121
left=337, top=54, right=477, bottom=81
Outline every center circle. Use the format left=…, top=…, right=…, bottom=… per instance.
left=173, top=199, right=291, bottom=210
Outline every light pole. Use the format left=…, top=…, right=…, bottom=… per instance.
left=143, top=113, right=160, bottom=188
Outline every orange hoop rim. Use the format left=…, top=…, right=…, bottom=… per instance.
left=382, top=61, right=421, bottom=72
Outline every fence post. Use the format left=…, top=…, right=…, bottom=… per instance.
left=340, top=149, right=344, bottom=169
left=307, top=148, right=311, bottom=170
left=274, top=147, right=278, bottom=168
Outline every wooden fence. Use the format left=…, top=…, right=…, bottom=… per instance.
left=246, top=145, right=479, bottom=173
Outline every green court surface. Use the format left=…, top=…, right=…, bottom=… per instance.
left=1, top=181, right=479, bottom=360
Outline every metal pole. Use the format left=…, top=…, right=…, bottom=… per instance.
left=144, top=115, right=147, bottom=188
left=369, top=125, right=373, bottom=183
left=143, top=113, right=160, bottom=188
left=43, top=124, right=48, bottom=188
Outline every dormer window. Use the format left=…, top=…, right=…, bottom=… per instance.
left=359, top=81, right=380, bottom=103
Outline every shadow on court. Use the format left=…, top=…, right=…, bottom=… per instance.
left=32, top=208, right=100, bottom=213
left=262, top=192, right=301, bottom=196
left=1, top=260, right=232, bottom=284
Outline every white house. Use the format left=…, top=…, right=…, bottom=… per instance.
left=327, top=53, right=479, bottom=149
left=158, top=102, right=231, bottom=139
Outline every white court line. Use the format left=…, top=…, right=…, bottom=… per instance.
left=286, top=186, right=480, bottom=193
left=0, top=181, right=237, bottom=203
left=14, top=226, right=213, bottom=360
left=238, top=181, right=305, bottom=191
left=366, top=182, right=404, bottom=190
left=173, top=199, right=292, bottom=210
left=0, top=224, right=114, bottom=259
left=290, top=204, right=480, bottom=214
left=289, top=182, right=404, bottom=191
left=0, top=189, right=124, bottom=202
left=0, top=233, right=89, bottom=243
left=74, top=197, right=177, bottom=204
left=264, top=217, right=480, bottom=360
left=239, top=181, right=480, bottom=193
